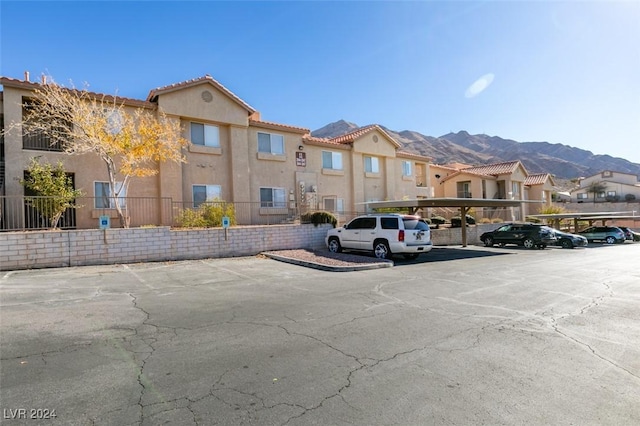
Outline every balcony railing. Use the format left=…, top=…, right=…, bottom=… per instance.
left=23, top=130, right=64, bottom=151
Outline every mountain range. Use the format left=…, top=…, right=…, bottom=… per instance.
left=311, top=120, right=640, bottom=182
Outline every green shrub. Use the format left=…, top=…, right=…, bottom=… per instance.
left=176, top=201, right=236, bottom=228
left=301, top=211, right=338, bottom=228
left=491, top=218, right=504, bottom=223
left=450, top=215, right=476, bottom=227
left=538, top=205, right=567, bottom=215
left=479, top=217, right=492, bottom=224
left=373, top=206, right=410, bottom=214
left=430, top=215, right=446, bottom=225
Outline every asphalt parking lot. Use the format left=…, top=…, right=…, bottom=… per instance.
left=1, top=243, right=639, bottom=425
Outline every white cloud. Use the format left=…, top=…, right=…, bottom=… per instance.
left=465, top=73, right=495, bottom=98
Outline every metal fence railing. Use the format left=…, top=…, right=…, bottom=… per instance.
left=1, top=196, right=319, bottom=231
left=0, top=196, right=174, bottom=231
left=172, top=201, right=300, bottom=226
left=0, top=195, right=521, bottom=232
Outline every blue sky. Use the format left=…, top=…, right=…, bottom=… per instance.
left=2, top=1, right=639, bottom=163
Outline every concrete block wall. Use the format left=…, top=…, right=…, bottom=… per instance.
left=0, top=224, right=331, bottom=271
left=0, top=223, right=499, bottom=271
left=430, top=223, right=496, bottom=246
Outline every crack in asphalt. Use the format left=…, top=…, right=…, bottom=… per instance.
left=0, top=342, right=94, bottom=362
left=126, top=292, right=159, bottom=425
left=547, top=281, right=639, bottom=381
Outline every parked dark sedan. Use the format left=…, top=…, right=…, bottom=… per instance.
left=480, top=223, right=556, bottom=249
left=618, top=226, right=640, bottom=242
left=547, top=227, right=588, bottom=249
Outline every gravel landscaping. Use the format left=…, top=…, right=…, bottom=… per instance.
left=262, top=249, right=392, bottom=271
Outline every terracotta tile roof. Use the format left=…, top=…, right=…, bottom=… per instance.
left=460, top=160, right=524, bottom=176
left=249, top=119, right=309, bottom=134
left=302, top=135, right=352, bottom=149
left=329, top=124, right=401, bottom=148
left=146, top=74, right=256, bottom=113
left=0, top=76, right=155, bottom=109
left=396, top=151, right=432, bottom=162
left=525, top=173, right=552, bottom=186
left=443, top=162, right=472, bottom=170
left=441, top=169, right=496, bottom=183
left=431, top=163, right=462, bottom=172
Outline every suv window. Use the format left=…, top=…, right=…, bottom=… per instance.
left=381, top=217, right=399, bottom=229
left=348, top=217, right=376, bottom=229
left=403, top=218, right=429, bottom=231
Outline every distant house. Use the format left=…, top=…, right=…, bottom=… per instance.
left=571, top=170, right=640, bottom=203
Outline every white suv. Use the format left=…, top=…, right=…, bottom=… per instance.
left=325, top=214, right=433, bottom=260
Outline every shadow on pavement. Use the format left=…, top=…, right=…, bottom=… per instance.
left=393, top=247, right=511, bottom=265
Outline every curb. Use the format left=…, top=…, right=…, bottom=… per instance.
left=262, top=252, right=393, bottom=272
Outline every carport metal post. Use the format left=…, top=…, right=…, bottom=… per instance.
left=460, top=206, right=470, bottom=247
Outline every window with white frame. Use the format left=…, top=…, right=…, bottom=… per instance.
left=577, top=193, right=588, bottom=199
left=192, top=184, right=222, bottom=208
left=257, top=132, right=284, bottom=155
left=322, top=151, right=343, bottom=170
left=402, top=161, right=412, bottom=176
left=191, top=122, right=220, bottom=147
left=364, top=156, right=379, bottom=173
left=607, top=191, right=616, bottom=197
left=94, top=181, right=126, bottom=209
left=260, top=187, right=286, bottom=208
left=512, top=181, right=520, bottom=195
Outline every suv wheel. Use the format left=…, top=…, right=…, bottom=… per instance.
left=483, top=236, right=494, bottom=247
left=328, top=237, right=342, bottom=253
left=373, top=241, right=391, bottom=260
left=523, top=238, right=535, bottom=249
left=605, top=236, right=616, bottom=245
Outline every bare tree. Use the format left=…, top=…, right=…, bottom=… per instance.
left=13, top=76, right=189, bottom=227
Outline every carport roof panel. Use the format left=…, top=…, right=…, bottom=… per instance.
left=529, top=212, right=639, bottom=220
left=363, top=198, right=531, bottom=209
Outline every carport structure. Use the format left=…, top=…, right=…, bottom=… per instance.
left=528, top=211, right=640, bottom=232
left=364, top=198, right=532, bottom=247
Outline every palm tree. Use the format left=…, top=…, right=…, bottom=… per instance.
left=586, top=181, right=607, bottom=203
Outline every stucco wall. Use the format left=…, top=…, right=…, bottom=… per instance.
left=0, top=224, right=332, bottom=271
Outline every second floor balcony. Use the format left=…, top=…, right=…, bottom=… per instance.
left=23, top=129, right=65, bottom=152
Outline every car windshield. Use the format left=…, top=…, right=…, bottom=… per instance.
left=403, top=218, right=429, bottom=231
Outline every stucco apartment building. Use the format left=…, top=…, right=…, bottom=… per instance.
left=0, top=74, right=433, bottom=229
left=570, top=170, right=640, bottom=203
left=429, top=161, right=555, bottom=220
